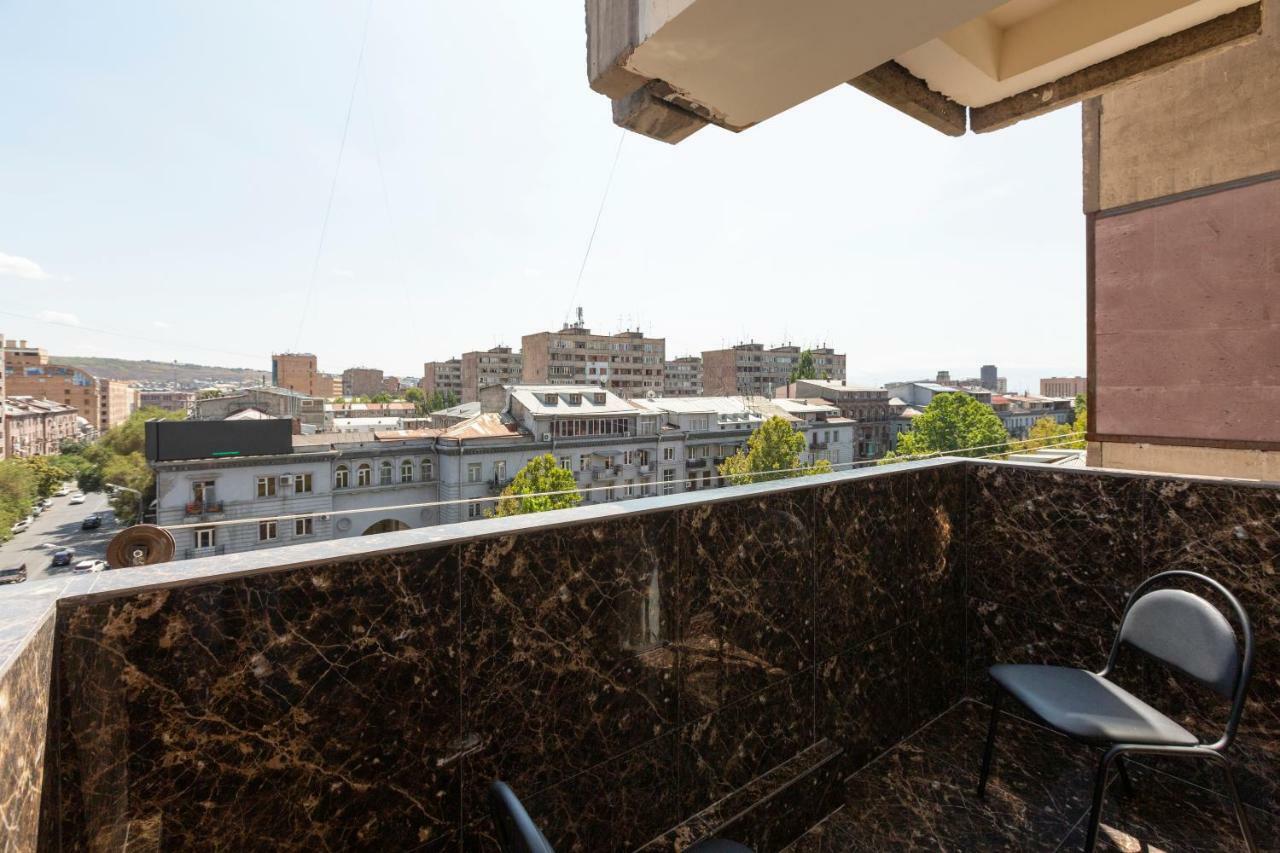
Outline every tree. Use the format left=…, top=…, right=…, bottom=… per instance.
left=77, top=407, right=186, bottom=523
left=491, top=454, right=582, bottom=517
left=0, top=460, right=37, bottom=543
left=369, top=392, right=393, bottom=404
left=424, top=390, right=460, bottom=412
left=789, top=349, right=817, bottom=383
left=404, top=387, right=424, bottom=403
left=1013, top=416, right=1074, bottom=452
left=719, top=415, right=832, bottom=485
left=882, top=393, right=1009, bottom=462
left=16, top=456, right=73, bottom=498
left=197, top=389, right=223, bottom=399
left=1068, top=394, right=1087, bottom=448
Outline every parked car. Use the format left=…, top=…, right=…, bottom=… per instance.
left=73, top=559, right=108, bottom=574
left=10, top=517, right=32, bottom=534
left=69, top=493, right=86, bottom=505
left=54, top=486, right=70, bottom=497
left=31, top=503, right=44, bottom=516
left=51, top=548, right=75, bottom=567
left=0, top=564, right=27, bottom=585
left=81, top=514, right=103, bottom=530
left=41, top=497, right=54, bottom=509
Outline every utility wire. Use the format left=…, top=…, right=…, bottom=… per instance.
left=564, top=131, right=626, bottom=325
left=293, top=0, right=377, bottom=350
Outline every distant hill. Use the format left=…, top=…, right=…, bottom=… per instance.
left=51, top=356, right=268, bottom=386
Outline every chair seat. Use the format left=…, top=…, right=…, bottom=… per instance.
left=989, top=664, right=1198, bottom=746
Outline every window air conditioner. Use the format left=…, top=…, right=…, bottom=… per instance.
left=542, top=433, right=551, bottom=441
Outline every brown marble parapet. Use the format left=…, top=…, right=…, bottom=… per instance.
left=1, top=609, right=55, bottom=853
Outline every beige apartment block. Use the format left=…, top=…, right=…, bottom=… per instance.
left=2, top=339, right=125, bottom=432
left=664, top=356, right=704, bottom=396
left=460, top=346, right=523, bottom=402
left=342, top=367, right=384, bottom=399
left=422, top=359, right=463, bottom=399
left=1040, top=376, right=1087, bottom=398
left=702, top=343, right=846, bottom=397
left=272, top=353, right=323, bottom=396
left=3, top=396, right=79, bottom=457
left=521, top=319, right=664, bottom=395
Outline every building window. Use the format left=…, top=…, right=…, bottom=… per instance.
left=662, top=469, right=675, bottom=496
left=400, top=460, right=413, bottom=483
left=559, top=456, right=571, bottom=470
left=467, top=462, right=482, bottom=483
left=421, top=459, right=433, bottom=480
left=335, top=465, right=349, bottom=488
left=663, top=447, right=674, bottom=461
left=493, top=460, right=507, bottom=481
left=294, top=517, right=313, bottom=537
left=256, top=476, right=276, bottom=498
left=543, top=393, right=557, bottom=405
left=568, top=393, right=581, bottom=404
left=194, top=528, right=215, bottom=549
left=380, top=461, right=393, bottom=485
left=467, top=502, right=482, bottom=519
left=357, top=463, right=372, bottom=487
left=294, top=473, right=313, bottom=494
left=579, top=454, right=589, bottom=471
left=258, top=521, right=277, bottom=542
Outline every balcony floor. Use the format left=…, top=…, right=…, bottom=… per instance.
left=785, top=701, right=1278, bottom=852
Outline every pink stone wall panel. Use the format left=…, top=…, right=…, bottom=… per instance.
left=1094, top=178, right=1280, bottom=442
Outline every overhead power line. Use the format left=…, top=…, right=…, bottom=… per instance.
left=564, top=130, right=626, bottom=325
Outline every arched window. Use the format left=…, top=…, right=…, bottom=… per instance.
left=379, top=461, right=393, bottom=485
left=421, top=458, right=433, bottom=481
left=335, top=465, right=349, bottom=489
left=400, top=459, right=413, bottom=483
left=357, top=463, right=372, bottom=487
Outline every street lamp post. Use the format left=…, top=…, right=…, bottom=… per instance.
left=105, top=483, right=145, bottom=524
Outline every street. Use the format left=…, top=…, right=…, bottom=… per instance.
left=1, top=489, right=117, bottom=582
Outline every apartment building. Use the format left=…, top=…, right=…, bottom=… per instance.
left=663, top=356, right=703, bottom=396
left=342, top=367, right=384, bottom=398
left=192, top=386, right=320, bottom=422
left=702, top=343, right=846, bottom=397
left=152, top=385, right=854, bottom=556
left=790, top=379, right=893, bottom=460
left=271, top=353, right=324, bottom=396
left=381, top=376, right=401, bottom=394
left=1040, top=376, right=1087, bottom=399
left=3, top=397, right=80, bottom=457
left=2, top=339, right=131, bottom=432
left=995, top=394, right=1076, bottom=439
left=460, top=346, right=523, bottom=403
left=139, top=390, right=196, bottom=413
left=421, top=359, right=463, bottom=399
left=521, top=317, right=664, bottom=394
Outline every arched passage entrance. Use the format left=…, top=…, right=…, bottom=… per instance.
left=362, top=518, right=410, bottom=536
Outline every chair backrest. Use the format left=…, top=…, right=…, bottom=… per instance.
left=1108, top=571, right=1254, bottom=747
left=488, top=780, right=555, bottom=853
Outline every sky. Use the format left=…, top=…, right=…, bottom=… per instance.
left=0, top=1, right=1085, bottom=394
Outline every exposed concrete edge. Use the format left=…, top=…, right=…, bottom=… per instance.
left=847, top=60, right=967, bottom=137
left=586, top=0, right=648, bottom=99
left=1082, top=98, right=1102, bottom=214
left=971, top=3, right=1263, bottom=134
left=612, top=82, right=709, bottom=144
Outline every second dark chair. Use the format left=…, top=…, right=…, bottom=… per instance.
left=975, top=570, right=1257, bottom=853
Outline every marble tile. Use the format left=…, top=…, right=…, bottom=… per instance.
left=1141, top=477, right=1280, bottom=813
left=814, top=474, right=909, bottom=661
left=52, top=546, right=462, bottom=852
left=903, top=465, right=967, bottom=615
left=966, top=597, right=1111, bottom=702
left=460, top=514, right=679, bottom=803
left=1058, top=763, right=1280, bottom=853
left=677, top=491, right=814, bottom=718
left=712, top=741, right=843, bottom=853
left=968, top=465, right=1143, bottom=630
left=816, top=628, right=912, bottom=778
left=679, top=671, right=816, bottom=819
left=0, top=613, right=54, bottom=853
left=903, top=603, right=966, bottom=725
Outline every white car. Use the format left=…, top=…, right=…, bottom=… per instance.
left=10, top=518, right=32, bottom=534
left=54, top=487, right=70, bottom=497
left=69, top=493, right=86, bottom=505
left=73, top=559, right=108, bottom=574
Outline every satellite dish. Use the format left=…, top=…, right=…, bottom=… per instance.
left=107, top=525, right=177, bottom=568
left=645, top=390, right=657, bottom=400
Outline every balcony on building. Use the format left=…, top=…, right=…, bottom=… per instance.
left=2, top=456, right=1277, bottom=851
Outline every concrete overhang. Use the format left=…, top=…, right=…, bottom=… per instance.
left=587, top=0, right=1262, bottom=142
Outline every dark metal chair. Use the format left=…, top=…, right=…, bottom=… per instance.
left=488, top=780, right=754, bottom=853
left=975, top=570, right=1257, bottom=853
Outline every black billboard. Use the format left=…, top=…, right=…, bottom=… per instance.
left=146, top=419, right=293, bottom=462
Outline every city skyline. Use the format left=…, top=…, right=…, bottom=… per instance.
left=1, top=0, right=1084, bottom=388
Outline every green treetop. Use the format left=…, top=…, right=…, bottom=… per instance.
left=789, top=349, right=817, bottom=383
left=882, top=393, right=1009, bottom=462
left=719, top=415, right=833, bottom=486
left=491, top=454, right=583, bottom=517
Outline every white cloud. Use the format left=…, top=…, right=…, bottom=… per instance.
left=0, top=252, right=51, bottom=280
left=38, top=309, right=81, bottom=326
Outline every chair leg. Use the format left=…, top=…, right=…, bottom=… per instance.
left=976, top=692, right=1003, bottom=798
left=1216, top=758, right=1258, bottom=853
left=1114, top=754, right=1134, bottom=797
left=1082, top=747, right=1119, bottom=853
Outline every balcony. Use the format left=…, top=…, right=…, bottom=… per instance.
left=686, top=457, right=708, bottom=469
left=183, top=499, right=224, bottom=516
left=181, top=544, right=226, bottom=559
left=1, top=459, right=1276, bottom=851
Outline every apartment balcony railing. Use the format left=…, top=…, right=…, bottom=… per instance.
left=1, top=459, right=1276, bottom=851
left=809, top=440, right=829, bottom=450
left=181, top=544, right=226, bottom=559
left=686, top=457, right=708, bottom=469
left=183, top=499, right=224, bottom=516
